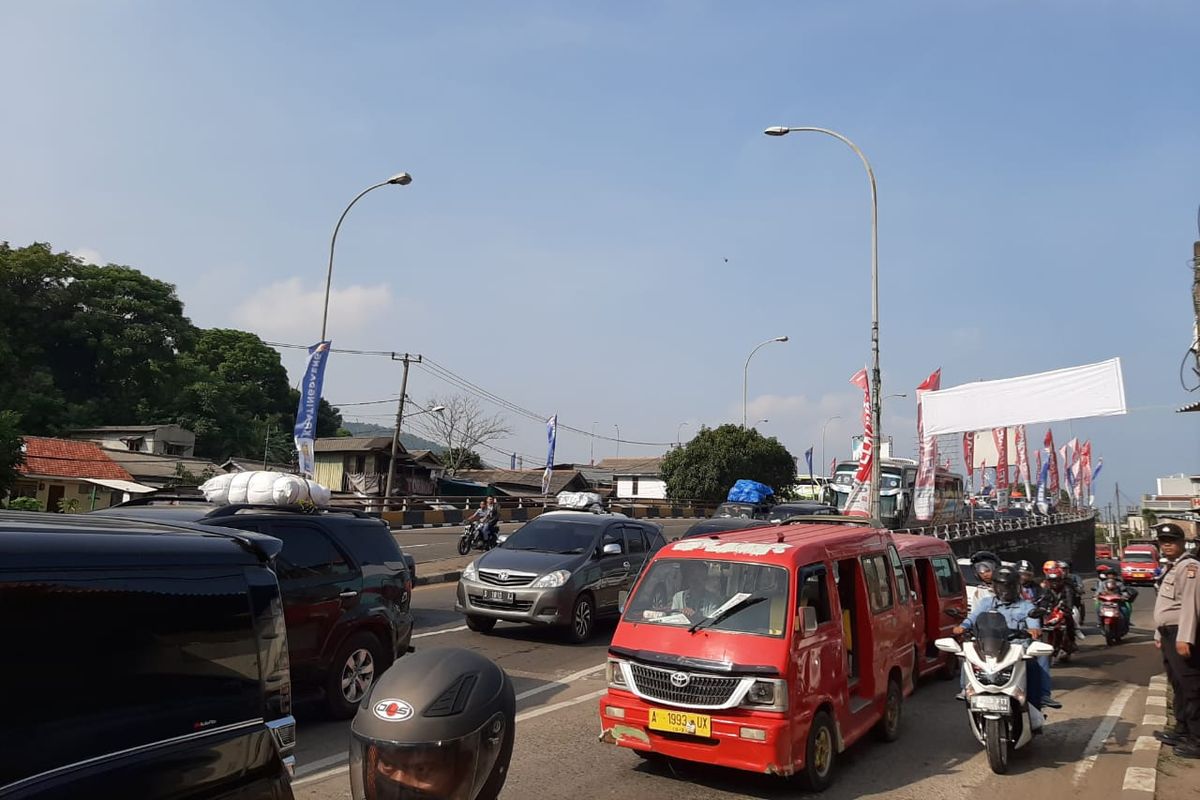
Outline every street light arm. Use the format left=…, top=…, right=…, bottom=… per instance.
left=321, top=180, right=391, bottom=342
left=742, top=336, right=788, bottom=428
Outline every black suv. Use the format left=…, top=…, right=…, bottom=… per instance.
left=0, top=511, right=295, bottom=799
left=97, top=499, right=415, bottom=718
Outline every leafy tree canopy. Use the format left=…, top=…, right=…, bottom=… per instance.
left=660, top=424, right=797, bottom=503
left=0, top=411, right=25, bottom=497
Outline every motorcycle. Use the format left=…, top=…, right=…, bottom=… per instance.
left=1096, top=590, right=1131, bottom=646
left=1039, top=604, right=1076, bottom=663
left=936, top=612, right=1056, bottom=774
left=457, top=521, right=497, bottom=555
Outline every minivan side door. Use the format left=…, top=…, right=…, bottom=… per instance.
left=265, top=521, right=360, bottom=670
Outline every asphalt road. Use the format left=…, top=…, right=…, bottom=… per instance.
left=293, top=568, right=1164, bottom=800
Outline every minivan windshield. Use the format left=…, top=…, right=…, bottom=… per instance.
left=623, top=559, right=790, bottom=637
left=502, top=519, right=598, bottom=555
left=1122, top=552, right=1155, bottom=563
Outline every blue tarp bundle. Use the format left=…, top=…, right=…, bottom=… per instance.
left=727, top=480, right=775, bottom=503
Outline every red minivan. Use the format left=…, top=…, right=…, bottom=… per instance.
left=894, top=534, right=968, bottom=681
left=600, top=522, right=915, bottom=790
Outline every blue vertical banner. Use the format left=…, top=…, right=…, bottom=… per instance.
left=293, top=341, right=332, bottom=478
left=1036, top=450, right=1050, bottom=506
left=804, top=447, right=814, bottom=481
left=510, top=453, right=517, bottom=470
left=541, top=414, right=557, bottom=495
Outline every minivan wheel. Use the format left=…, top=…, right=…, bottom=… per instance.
left=325, top=632, right=384, bottom=719
left=567, top=593, right=595, bottom=643
left=466, top=614, right=496, bottom=633
left=800, top=710, right=836, bottom=791
left=873, top=677, right=903, bottom=742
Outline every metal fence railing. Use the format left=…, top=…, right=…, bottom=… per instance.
left=894, top=510, right=1096, bottom=542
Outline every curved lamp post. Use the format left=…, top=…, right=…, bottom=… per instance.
left=321, top=172, right=413, bottom=341
left=743, top=336, right=789, bottom=428
left=765, top=125, right=880, bottom=520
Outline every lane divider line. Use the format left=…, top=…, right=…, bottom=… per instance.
left=412, top=624, right=469, bottom=639
left=516, top=688, right=608, bottom=723
left=515, top=663, right=606, bottom=702
left=1072, top=683, right=1137, bottom=786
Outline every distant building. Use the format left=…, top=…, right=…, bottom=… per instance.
left=67, top=424, right=196, bottom=457
left=455, top=469, right=592, bottom=497
left=101, top=450, right=224, bottom=489
left=1142, top=474, right=1200, bottom=516
left=313, top=437, right=442, bottom=496
left=595, top=457, right=666, bottom=501
left=10, top=436, right=154, bottom=510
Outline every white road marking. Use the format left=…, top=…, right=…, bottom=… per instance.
left=1122, top=766, right=1157, bottom=793
left=1142, top=714, right=1168, bottom=727
left=516, top=688, right=608, bottom=722
left=294, top=764, right=346, bottom=786
left=516, top=663, right=606, bottom=702
left=1072, top=683, right=1137, bottom=786
left=1144, top=695, right=1167, bottom=708
left=1133, top=735, right=1158, bottom=752
left=295, top=752, right=352, bottom=779
left=412, top=624, right=469, bottom=639
left=1148, top=675, right=1168, bottom=688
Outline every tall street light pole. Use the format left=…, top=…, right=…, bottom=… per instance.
left=613, top=424, right=621, bottom=460
left=321, top=172, right=413, bottom=342
left=590, top=421, right=598, bottom=466
left=820, top=415, right=842, bottom=472
left=765, top=125, right=881, bottom=521
left=743, top=336, right=789, bottom=428
left=676, top=421, right=689, bottom=447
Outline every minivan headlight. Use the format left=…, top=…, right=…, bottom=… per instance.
left=606, top=658, right=629, bottom=688
left=741, top=678, right=788, bottom=711
left=461, top=561, right=478, bottom=581
left=532, top=569, right=571, bottom=589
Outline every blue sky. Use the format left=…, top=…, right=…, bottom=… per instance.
left=2, top=1, right=1198, bottom=506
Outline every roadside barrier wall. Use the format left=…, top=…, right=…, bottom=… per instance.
left=896, top=512, right=1097, bottom=572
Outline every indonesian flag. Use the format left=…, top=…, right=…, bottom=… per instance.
left=844, top=368, right=873, bottom=517
left=914, top=368, right=941, bottom=521
left=1044, top=429, right=1061, bottom=496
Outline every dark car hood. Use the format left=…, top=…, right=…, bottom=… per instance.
left=476, top=547, right=586, bottom=574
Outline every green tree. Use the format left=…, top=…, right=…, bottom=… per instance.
left=660, top=424, right=797, bottom=503
left=0, top=411, right=25, bottom=497
left=441, top=448, right=484, bottom=471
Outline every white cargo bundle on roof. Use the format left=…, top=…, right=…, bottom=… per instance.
left=200, top=471, right=332, bottom=508
left=555, top=491, right=604, bottom=512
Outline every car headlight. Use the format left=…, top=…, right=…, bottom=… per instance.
left=741, top=679, right=788, bottom=711
left=461, top=561, right=477, bottom=581
left=532, top=570, right=571, bottom=589
left=606, top=658, right=628, bottom=688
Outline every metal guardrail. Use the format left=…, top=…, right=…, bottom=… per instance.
left=894, top=510, right=1096, bottom=542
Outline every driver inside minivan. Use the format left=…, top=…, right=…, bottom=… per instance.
left=672, top=561, right=724, bottom=620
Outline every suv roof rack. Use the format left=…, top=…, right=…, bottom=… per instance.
left=203, top=504, right=381, bottom=521
left=75, top=512, right=281, bottom=561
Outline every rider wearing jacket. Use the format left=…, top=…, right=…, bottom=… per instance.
left=1097, top=574, right=1138, bottom=627
left=1039, top=562, right=1080, bottom=652
left=1017, top=560, right=1043, bottom=603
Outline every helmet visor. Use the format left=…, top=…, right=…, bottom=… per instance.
left=350, top=712, right=506, bottom=800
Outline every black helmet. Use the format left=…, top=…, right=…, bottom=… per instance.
left=1016, top=559, right=1033, bottom=575
left=971, top=550, right=999, bottom=581
left=993, top=566, right=1020, bottom=604
left=350, top=648, right=515, bottom=800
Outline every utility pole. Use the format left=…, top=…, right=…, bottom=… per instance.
left=384, top=353, right=422, bottom=510
left=262, top=422, right=272, bottom=470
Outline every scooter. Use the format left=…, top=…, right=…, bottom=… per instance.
left=936, top=611, right=1056, bottom=775
left=457, top=521, right=497, bottom=555
left=1040, top=604, right=1076, bottom=663
left=1096, top=590, right=1129, bottom=645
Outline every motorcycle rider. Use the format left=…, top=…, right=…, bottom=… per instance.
left=482, top=497, right=500, bottom=547
left=1096, top=573, right=1137, bottom=631
left=967, top=551, right=999, bottom=613
left=1040, top=562, right=1081, bottom=653
left=1061, top=560, right=1087, bottom=626
left=953, top=566, right=1050, bottom=710
left=1017, top=560, right=1043, bottom=603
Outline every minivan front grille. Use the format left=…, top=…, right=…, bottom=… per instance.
left=477, top=569, right=537, bottom=587
left=628, top=663, right=742, bottom=708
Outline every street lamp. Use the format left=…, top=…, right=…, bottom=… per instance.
left=765, top=125, right=881, bottom=521
left=743, top=336, right=789, bottom=428
left=820, top=415, right=842, bottom=472
left=404, top=404, right=446, bottom=420
left=676, top=421, right=690, bottom=447
left=754, top=418, right=769, bottom=429
left=320, top=172, right=413, bottom=341
left=613, top=424, right=621, bottom=460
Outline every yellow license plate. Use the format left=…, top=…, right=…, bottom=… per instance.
left=648, top=708, right=712, bottom=738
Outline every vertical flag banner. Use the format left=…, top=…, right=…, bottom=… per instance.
left=1079, top=440, right=1093, bottom=506
left=541, top=415, right=558, bottom=495
left=914, top=368, right=941, bottom=521
left=1015, top=425, right=1031, bottom=494
left=992, top=427, right=1009, bottom=509
left=1091, top=456, right=1103, bottom=483
left=1036, top=450, right=1050, bottom=506
left=293, top=341, right=332, bottom=478
left=963, top=431, right=975, bottom=494
left=979, top=460, right=988, bottom=494
left=1060, top=445, right=1075, bottom=493
left=844, top=368, right=873, bottom=517
left=1044, top=429, right=1061, bottom=499
left=804, top=447, right=814, bottom=482
left=1065, top=437, right=1081, bottom=502
left=510, top=453, right=517, bottom=470
left=829, top=457, right=837, bottom=480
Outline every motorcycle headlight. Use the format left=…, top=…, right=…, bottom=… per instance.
left=532, top=570, right=571, bottom=589
left=461, top=561, right=478, bottom=581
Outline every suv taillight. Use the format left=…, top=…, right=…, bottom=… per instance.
left=256, top=591, right=295, bottom=758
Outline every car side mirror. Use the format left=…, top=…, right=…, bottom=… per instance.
left=602, top=542, right=622, bottom=556
left=795, top=606, right=819, bottom=636
left=934, top=637, right=962, bottom=654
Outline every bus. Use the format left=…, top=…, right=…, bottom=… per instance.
left=826, top=457, right=966, bottom=529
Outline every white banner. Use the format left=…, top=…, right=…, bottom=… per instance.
left=921, top=358, right=1126, bottom=436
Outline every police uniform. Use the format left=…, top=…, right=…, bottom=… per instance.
left=1153, top=523, right=1200, bottom=751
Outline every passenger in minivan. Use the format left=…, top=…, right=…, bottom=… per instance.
left=672, top=562, right=724, bottom=620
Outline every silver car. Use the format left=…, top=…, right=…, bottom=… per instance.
left=455, top=512, right=666, bottom=642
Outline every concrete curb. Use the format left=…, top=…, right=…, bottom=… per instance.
left=1121, top=673, right=1168, bottom=799
left=414, top=570, right=463, bottom=587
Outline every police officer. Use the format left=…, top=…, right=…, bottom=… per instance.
left=1152, top=523, right=1200, bottom=759
left=350, top=648, right=516, bottom=800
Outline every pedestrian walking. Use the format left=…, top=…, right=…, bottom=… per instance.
left=1152, top=522, right=1200, bottom=758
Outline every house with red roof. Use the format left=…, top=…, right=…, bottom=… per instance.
left=10, top=436, right=156, bottom=512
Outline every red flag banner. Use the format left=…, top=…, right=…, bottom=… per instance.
left=1044, top=429, right=1060, bottom=497
left=914, top=368, right=942, bottom=521
left=1080, top=440, right=1093, bottom=505
left=1015, top=425, right=1031, bottom=486
left=992, top=427, right=1009, bottom=509
left=844, top=368, right=873, bottom=517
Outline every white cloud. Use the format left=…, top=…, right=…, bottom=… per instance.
left=232, top=277, right=395, bottom=342
left=69, top=247, right=103, bottom=265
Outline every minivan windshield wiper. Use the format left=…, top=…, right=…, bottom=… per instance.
left=688, top=594, right=767, bottom=634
